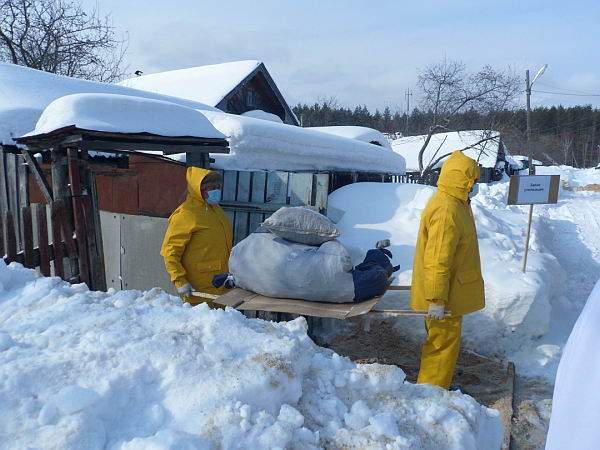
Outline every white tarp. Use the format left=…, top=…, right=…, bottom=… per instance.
left=229, top=232, right=355, bottom=303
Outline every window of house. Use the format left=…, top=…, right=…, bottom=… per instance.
left=246, top=89, right=257, bottom=107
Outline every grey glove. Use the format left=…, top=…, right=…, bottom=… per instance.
left=427, top=303, right=445, bottom=320
left=176, top=283, right=193, bottom=298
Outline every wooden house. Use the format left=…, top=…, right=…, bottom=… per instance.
left=120, top=61, right=299, bottom=126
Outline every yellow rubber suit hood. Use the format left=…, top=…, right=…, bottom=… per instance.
left=161, top=167, right=232, bottom=303
left=411, top=151, right=485, bottom=316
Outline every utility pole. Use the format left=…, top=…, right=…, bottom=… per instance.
left=522, top=64, right=547, bottom=273
left=525, top=70, right=533, bottom=175
left=405, top=88, right=412, bottom=136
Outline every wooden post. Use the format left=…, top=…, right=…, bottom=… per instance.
left=51, top=148, right=71, bottom=221
left=50, top=201, right=66, bottom=279
left=21, top=206, right=34, bottom=268
left=4, top=210, right=17, bottom=262
left=0, top=146, right=9, bottom=213
left=521, top=204, right=534, bottom=273
left=36, top=204, right=51, bottom=276
left=67, top=148, right=90, bottom=287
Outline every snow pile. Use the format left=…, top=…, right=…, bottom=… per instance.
left=203, top=111, right=406, bottom=173
left=119, top=60, right=261, bottom=107
left=309, top=126, right=392, bottom=149
left=0, top=261, right=502, bottom=449
left=25, top=93, right=226, bottom=139
left=390, top=131, right=502, bottom=170
left=0, top=62, right=219, bottom=145
left=537, top=165, right=599, bottom=187
left=241, top=109, right=283, bottom=123
left=328, top=180, right=571, bottom=378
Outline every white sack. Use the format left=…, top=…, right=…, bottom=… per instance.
left=229, top=232, right=355, bottom=303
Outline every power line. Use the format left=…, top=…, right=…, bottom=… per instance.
left=536, top=81, right=600, bottom=96
left=533, top=89, right=600, bottom=97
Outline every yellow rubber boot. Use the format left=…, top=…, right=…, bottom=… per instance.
left=417, top=316, right=463, bottom=389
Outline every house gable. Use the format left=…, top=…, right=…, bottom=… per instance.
left=216, top=63, right=298, bottom=125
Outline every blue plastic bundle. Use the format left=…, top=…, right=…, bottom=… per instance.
left=352, top=248, right=400, bottom=302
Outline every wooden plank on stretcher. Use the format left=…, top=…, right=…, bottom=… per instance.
left=212, top=288, right=382, bottom=320
left=212, top=288, right=260, bottom=309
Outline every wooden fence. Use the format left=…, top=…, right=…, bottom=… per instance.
left=0, top=144, right=105, bottom=289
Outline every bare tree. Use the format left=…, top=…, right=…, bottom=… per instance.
left=416, top=59, right=519, bottom=176
left=0, top=0, right=128, bottom=82
left=559, top=133, right=574, bottom=165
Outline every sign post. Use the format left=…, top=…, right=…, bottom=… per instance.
left=507, top=175, right=560, bottom=272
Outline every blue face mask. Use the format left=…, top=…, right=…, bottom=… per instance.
left=206, top=189, right=221, bottom=205
left=469, top=184, right=479, bottom=198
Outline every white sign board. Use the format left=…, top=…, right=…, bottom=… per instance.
left=507, top=175, right=560, bottom=205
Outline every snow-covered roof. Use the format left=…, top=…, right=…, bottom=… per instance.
left=241, top=109, right=283, bottom=123
left=308, top=126, right=392, bottom=149
left=0, top=63, right=219, bottom=145
left=119, top=60, right=262, bottom=107
left=199, top=111, right=406, bottom=173
left=390, top=130, right=502, bottom=171
left=511, top=155, right=544, bottom=165
left=24, top=93, right=225, bottom=140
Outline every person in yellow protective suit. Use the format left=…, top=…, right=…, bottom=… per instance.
left=160, top=168, right=233, bottom=306
left=411, top=150, right=485, bottom=389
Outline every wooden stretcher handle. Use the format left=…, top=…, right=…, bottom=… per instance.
left=371, top=309, right=452, bottom=316
left=191, top=291, right=220, bottom=300
left=387, top=285, right=411, bottom=291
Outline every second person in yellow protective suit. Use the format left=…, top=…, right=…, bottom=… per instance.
left=160, top=168, right=233, bottom=306
left=411, top=150, right=485, bottom=389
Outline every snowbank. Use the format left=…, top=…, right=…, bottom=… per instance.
left=204, top=111, right=406, bottom=173
left=119, top=60, right=261, bottom=107
left=328, top=181, right=566, bottom=378
left=309, top=126, right=392, bottom=149
left=537, top=165, right=599, bottom=187
left=0, top=261, right=502, bottom=449
left=0, top=62, right=219, bottom=145
left=390, top=131, right=502, bottom=171
left=25, top=93, right=226, bottom=139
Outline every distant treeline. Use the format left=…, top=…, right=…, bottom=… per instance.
left=293, top=102, right=600, bottom=168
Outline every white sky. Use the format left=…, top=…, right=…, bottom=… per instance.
left=86, top=0, right=600, bottom=112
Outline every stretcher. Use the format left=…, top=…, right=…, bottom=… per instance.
left=192, top=286, right=451, bottom=319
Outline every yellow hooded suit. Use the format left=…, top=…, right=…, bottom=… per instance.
left=411, top=151, right=485, bottom=388
left=160, top=168, right=233, bottom=305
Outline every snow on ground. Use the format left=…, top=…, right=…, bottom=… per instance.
left=25, top=93, right=226, bottom=140
left=390, top=131, right=503, bottom=170
left=119, top=60, right=261, bottom=107
left=309, top=126, right=392, bottom=149
left=328, top=166, right=600, bottom=381
left=0, top=262, right=502, bottom=450
left=0, top=62, right=219, bottom=145
left=203, top=111, right=406, bottom=173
